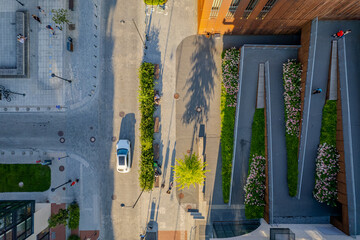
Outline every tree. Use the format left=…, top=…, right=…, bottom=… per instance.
left=173, top=153, right=209, bottom=189
left=48, top=209, right=69, bottom=228
left=68, top=203, right=80, bottom=230
left=51, top=9, right=71, bottom=26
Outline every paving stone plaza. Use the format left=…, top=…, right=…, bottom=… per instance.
left=0, top=0, right=100, bottom=112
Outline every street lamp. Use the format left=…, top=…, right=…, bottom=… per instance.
left=15, top=0, right=24, bottom=6
left=51, top=179, right=72, bottom=192
left=51, top=73, right=72, bottom=83
left=132, top=19, right=147, bottom=49
left=58, top=155, right=69, bottom=160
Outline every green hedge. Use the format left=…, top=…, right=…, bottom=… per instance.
left=220, top=48, right=240, bottom=203
left=139, top=62, right=155, bottom=191
left=68, top=203, right=80, bottom=230
left=144, top=0, right=167, bottom=5
left=245, top=109, right=265, bottom=219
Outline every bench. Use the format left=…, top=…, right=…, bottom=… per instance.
left=154, top=175, right=160, bottom=188
left=69, top=0, right=74, bottom=11
left=154, top=117, right=159, bottom=133
left=154, top=64, right=160, bottom=80
left=154, top=143, right=159, bottom=161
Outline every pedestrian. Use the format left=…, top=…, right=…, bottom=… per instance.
left=312, top=88, right=322, bottom=94
left=37, top=6, right=47, bottom=16
left=17, top=34, right=27, bottom=43
left=31, top=14, right=41, bottom=24
left=166, top=181, right=173, bottom=194
left=70, top=179, right=79, bottom=186
left=332, top=29, right=351, bottom=38
left=46, top=25, right=55, bottom=35
left=56, top=25, right=63, bottom=31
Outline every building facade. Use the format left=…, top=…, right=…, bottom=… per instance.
left=198, top=0, right=360, bottom=35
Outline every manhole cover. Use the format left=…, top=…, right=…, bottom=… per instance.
left=119, top=111, right=125, bottom=117
left=58, top=131, right=64, bottom=136
left=19, top=182, right=24, bottom=188
left=112, top=136, right=117, bottom=142
left=187, top=149, right=191, bottom=154
left=174, top=93, right=180, bottom=99
left=112, top=195, right=117, bottom=200
left=178, top=193, right=184, bottom=199
left=90, top=126, right=93, bottom=130
left=59, top=166, right=65, bottom=172
left=60, top=137, right=65, bottom=143
left=90, top=137, right=96, bottom=143
left=62, top=187, right=66, bottom=191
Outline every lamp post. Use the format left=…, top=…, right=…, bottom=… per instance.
left=15, top=0, right=24, bottom=6
left=51, top=179, right=72, bottom=192
left=58, top=155, right=69, bottom=160
left=51, top=73, right=72, bottom=83
left=132, top=19, right=147, bottom=49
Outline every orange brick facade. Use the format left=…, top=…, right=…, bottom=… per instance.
left=198, top=0, right=360, bottom=35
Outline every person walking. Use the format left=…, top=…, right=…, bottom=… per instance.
left=166, top=181, right=173, bottom=194
left=31, top=14, right=41, bottom=24
left=46, top=25, right=55, bottom=35
left=312, top=88, right=322, bottom=94
left=17, top=34, right=27, bottom=43
left=332, top=29, right=351, bottom=38
left=37, top=6, right=46, bottom=16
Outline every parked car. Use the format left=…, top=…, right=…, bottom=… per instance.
left=116, top=139, right=131, bottom=173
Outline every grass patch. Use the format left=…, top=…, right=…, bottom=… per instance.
left=220, top=48, right=240, bottom=203
left=245, top=109, right=265, bottom=219
left=0, top=164, right=51, bottom=192
left=138, top=62, right=155, bottom=191
left=144, top=0, right=167, bottom=5
left=319, top=100, right=337, bottom=145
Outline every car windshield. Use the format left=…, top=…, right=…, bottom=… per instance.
left=117, top=148, right=128, bottom=155
left=118, top=156, right=125, bottom=166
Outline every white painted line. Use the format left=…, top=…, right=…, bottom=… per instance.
left=341, top=38, right=357, bottom=232
left=229, top=46, right=245, bottom=206
left=298, top=18, right=318, bottom=199
left=265, top=61, right=274, bottom=224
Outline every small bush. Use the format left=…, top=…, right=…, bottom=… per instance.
left=68, top=235, right=80, bottom=240
left=138, top=62, right=155, bottom=190
left=220, top=48, right=240, bottom=203
left=48, top=209, right=68, bottom=228
left=68, top=203, right=80, bottom=230
left=283, top=59, right=302, bottom=197
left=144, top=0, right=167, bottom=5
left=319, top=100, right=337, bottom=146
left=174, top=153, right=209, bottom=189
left=313, top=143, right=340, bottom=206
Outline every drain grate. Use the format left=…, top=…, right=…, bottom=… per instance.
left=119, top=111, right=125, bottom=117
left=60, top=138, right=65, bottom=143
left=58, top=131, right=64, bottom=136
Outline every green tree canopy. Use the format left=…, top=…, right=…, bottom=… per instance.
left=173, top=153, right=209, bottom=189
left=51, top=9, right=71, bottom=26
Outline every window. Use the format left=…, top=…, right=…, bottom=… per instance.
left=243, top=0, right=259, bottom=19
left=257, top=0, right=278, bottom=19
left=225, top=0, right=241, bottom=18
left=210, top=0, right=223, bottom=18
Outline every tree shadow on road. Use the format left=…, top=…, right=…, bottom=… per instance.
left=181, top=36, right=218, bottom=125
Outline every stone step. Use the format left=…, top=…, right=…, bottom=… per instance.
left=193, top=215, right=205, bottom=219
left=188, top=209, right=199, bottom=213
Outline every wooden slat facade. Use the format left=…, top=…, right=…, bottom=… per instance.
left=330, top=60, right=349, bottom=235
left=198, top=0, right=360, bottom=34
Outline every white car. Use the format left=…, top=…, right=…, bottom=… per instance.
left=116, top=139, right=131, bottom=173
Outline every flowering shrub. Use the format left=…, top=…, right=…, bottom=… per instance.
left=283, top=59, right=302, bottom=136
left=221, top=48, right=240, bottom=203
left=244, top=155, right=266, bottom=207
left=313, top=143, right=340, bottom=206
left=283, top=59, right=302, bottom=197
left=221, top=47, right=240, bottom=107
